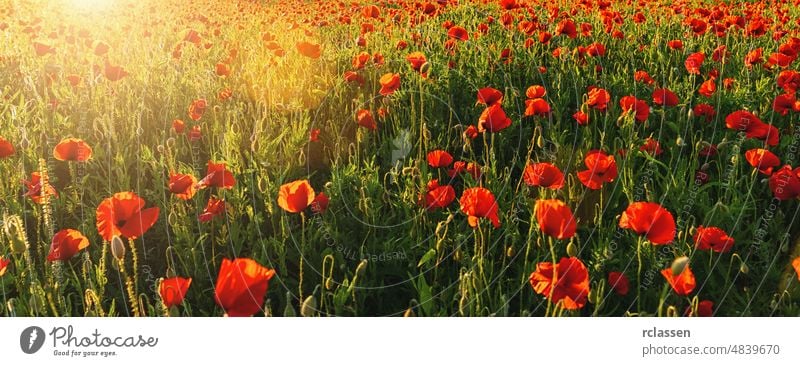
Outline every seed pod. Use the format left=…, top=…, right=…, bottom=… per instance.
left=110, top=236, right=126, bottom=261
left=283, top=292, right=296, bottom=317
left=566, top=241, right=578, bottom=257
left=300, top=295, right=317, bottom=317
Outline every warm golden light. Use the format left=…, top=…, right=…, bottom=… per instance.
left=63, top=0, right=114, bottom=12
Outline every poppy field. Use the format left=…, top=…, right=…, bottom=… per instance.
left=2, top=0, right=800, bottom=317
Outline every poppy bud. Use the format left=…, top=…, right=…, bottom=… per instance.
left=740, top=261, right=749, bottom=274
left=325, top=277, right=334, bottom=290
left=355, top=259, right=368, bottom=278
left=283, top=292, right=296, bottom=317
left=3, top=215, right=28, bottom=254
left=671, top=256, right=690, bottom=276
left=403, top=308, right=415, bottom=317
left=687, top=108, right=694, bottom=119
left=110, top=235, right=126, bottom=261
left=419, top=62, right=430, bottom=75
left=506, top=245, right=515, bottom=257
left=676, top=137, right=685, bottom=146
left=300, top=295, right=317, bottom=317
left=166, top=137, right=176, bottom=148
left=324, top=181, right=333, bottom=189
left=454, top=248, right=462, bottom=262
left=536, top=135, right=545, bottom=148
left=666, top=305, right=679, bottom=317
left=156, top=145, right=165, bottom=154
left=566, top=241, right=578, bottom=257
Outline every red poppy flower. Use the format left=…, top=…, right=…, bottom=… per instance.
left=47, top=229, right=90, bottom=262
left=103, top=60, right=128, bottom=82
left=23, top=172, right=57, bottom=204
left=196, top=162, right=236, bottom=190
left=619, top=202, right=676, bottom=245
left=188, top=99, right=207, bottom=121
left=534, top=199, right=577, bottom=240
left=215, top=62, right=231, bottom=77
left=667, top=39, right=683, bottom=50
left=379, top=73, right=401, bottom=96
left=744, top=48, right=763, bottom=67
left=172, top=119, right=186, bottom=134
left=684, top=52, right=705, bottom=74
left=0, top=137, right=14, bottom=158
left=768, top=165, right=800, bottom=200
left=608, top=271, right=629, bottom=296
left=406, top=51, right=427, bottom=72
left=529, top=257, right=590, bottom=310
left=476, top=87, right=503, bottom=106
left=296, top=41, right=322, bottom=59
left=744, top=149, right=780, bottom=175
left=693, top=226, right=734, bottom=253
left=96, top=192, right=160, bottom=242
left=773, top=93, right=796, bottom=116
left=459, top=187, right=500, bottom=228
left=421, top=180, right=456, bottom=211
left=634, top=70, right=655, bottom=85
left=661, top=264, right=696, bottom=296
left=477, top=104, right=512, bottom=133
left=524, top=98, right=551, bottom=117
left=586, top=87, right=611, bottom=111
left=160, top=277, right=192, bottom=308
left=639, top=138, right=663, bottom=156
left=53, top=138, right=93, bottom=162
left=309, top=128, right=321, bottom=142
left=447, top=26, right=469, bottom=41
left=573, top=111, right=589, bottom=125
left=685, top=300, right=714, bottom=317
left=652, top=88, right=679, bottom=107
left=277, top=179, right=315, bottom=213
left=189, top=125, right=202, bottom=142
left=351, top=52, right=370, bottom=69
left=168, top=173, right=197, bottom=200
left=555, top=19, right=577, bottom=39
left=619, top=96, right=649, bottom=122
left=777, top=70, right=800, bottom=93
left=725, top=110, right=779, bottom=146
left=698, top=79, right=716, bottom=98
left=426, top=150, right=453, bottom=168
left=0, top=257, right=9, bottom=277
left=310, top=192, right=329, bottom=214
left=214, top=258, right=275, bottom=317
left=523, top=162, right=564, bottom=189
left=356, top=109, right=376, bottom=130
left=793, top=257, right=800, bottom=281
left=199, top=197, right=226, bottom=223
left=526, top=85, right=546, bottom=99
left=577, top=150, right=617, bottom=189
left=33, top=41, right=56, bottom=56
left=693, top=103, right=716, bottom=122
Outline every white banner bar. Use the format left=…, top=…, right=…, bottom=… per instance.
left=0, top=318, right=796, bottom=365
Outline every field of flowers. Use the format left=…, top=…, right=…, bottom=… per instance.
left=1, top=0, right=800, bottom=317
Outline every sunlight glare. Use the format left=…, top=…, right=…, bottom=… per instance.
left=64, top=0, right=114, bottom=12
